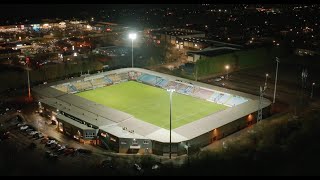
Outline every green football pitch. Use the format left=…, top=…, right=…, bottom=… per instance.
left=77, top=81, right=227, bottom=129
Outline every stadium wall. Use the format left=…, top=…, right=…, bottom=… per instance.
left=151, top=107, right=270, bottom=156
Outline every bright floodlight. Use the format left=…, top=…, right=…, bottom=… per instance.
left=266, top=73, right=269, bottom=77
left=167, top=88, right=175, bottom=93
left=129, top=33, right=137, bottom=40
left=225, top=65, right=230, bottom=70
left=313, top=82, right=315, bottom=86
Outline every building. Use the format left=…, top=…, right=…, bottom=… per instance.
left=148, top=28, right=205, bottom=46
left=33, top=68, right=271, bottom=156
left=187, top=46, right=241, bottom=62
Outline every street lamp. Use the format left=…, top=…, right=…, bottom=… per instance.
left=265, top=73, right=269, bottom=88
left=129, top=33, right=137, bottom=68
left=311, top=82, right=315, bottom=99
left=273, top=57, right=280, bottom=103
left=184, top=143, right=191, bottom=166
left=167, top=88, right=175, bottom=159
left=225, top=65, right=230, bottom=80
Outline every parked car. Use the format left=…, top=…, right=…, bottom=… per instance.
left=20, top=125, right=29, bottom=130
left=214, top=78, right=222, bottom=82
left=28, top=131, right=38, bottom=136
left=133, top=163, right=143, bottom=172
left=16, top=122, right=26, bottom=127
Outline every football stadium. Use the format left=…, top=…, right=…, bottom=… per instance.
left=33, top=68, right=271, bottom=156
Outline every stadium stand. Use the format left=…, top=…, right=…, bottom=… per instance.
left=91, top=78, right=107, bottom=87
left=119, top=73, right=129, bottom=81
left=216, top=94, right=231, bottom=104
left=193, top=88, right=214, bottom=100
left=208, top=92, right=221, bottom=102
left=51, top=71, right=250, bottom=108
left=137, top=74, right=158, bottom=85
left=67, top=84, right=78, bottom=93
left=225, top=96, right=248, bottom=107
left=165, top=81, right=179, bottom=89
left=103, top=76, right=113, bottom=84
left=177, top=83, right=189, bottom=94
left=54, top=84, right=69, bottom=93
left=108, top=74, right=122, bottom=83
left=72, top=81, right=93, bottom=91
left=155, top=78, right=169, bottom=88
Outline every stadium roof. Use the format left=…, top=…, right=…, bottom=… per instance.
left=100, top=125, right=146, bottom=139
left=173, top=99, right=271, bottom=140
left=57, top=114, right=94, bottom=130
left=33, top=86, right=66, bottom=98
left=56, top=94, right=132, bottom=123
left=40, top=97, right=119, bottom=128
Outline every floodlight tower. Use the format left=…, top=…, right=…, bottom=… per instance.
left=225, top=65, right=230, bottom=80
left=311, top=82, right=315, bottom=99
left=273, top=57, right=280, bottom=104
left=129, top=33, right=137, bottom=68
left=167, top=88, right=175, bottom=159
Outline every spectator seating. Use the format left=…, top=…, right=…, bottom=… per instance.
left=193, top=88, right=214, bottom=100
left=103, top=76, right=113, bottom=84
left=137, top=74, right=158, bottom=85
left=67, top=84, right=78, bottom=93
left=155, top=78, right=169, bottom=88
left=54, top=84, right=69, bottom=93
left=108, top=74, right=121, bottom=83
left=119, top=73, right=129, bottom=81
left=216, top=94, right=231, bottom=104
left=91, top=78, right=106, bottom=87
left=225, top=96, right=248, bottom=106
left=72, top=81, right=92, bottom=91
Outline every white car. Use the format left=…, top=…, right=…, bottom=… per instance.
left=214, top=78, right=222, bottom=82
left=134, top=164, right=142, bottom=171
left=20, top=125, right=29, bottom=130
left=28, top=131, right=38, bottom=136
left=17, top=123, right=26, bottom=127
left=46, top=140, right=57, bottom=145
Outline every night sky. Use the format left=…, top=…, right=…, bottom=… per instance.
left=0, top=4, right=195, bottom=19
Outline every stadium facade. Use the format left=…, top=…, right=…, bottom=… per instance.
left=33, top=68, right=271, bottom=156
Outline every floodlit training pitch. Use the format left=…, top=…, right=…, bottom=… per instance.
left=77, top=81, right=227, bottom=129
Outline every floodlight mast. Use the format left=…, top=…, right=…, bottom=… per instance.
left=129, top=33, right=137, bottom=68
left=167, top=88, right=175, bottom=159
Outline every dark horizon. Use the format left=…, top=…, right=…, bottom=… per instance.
left=0, top=4, right=197, bottom=19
